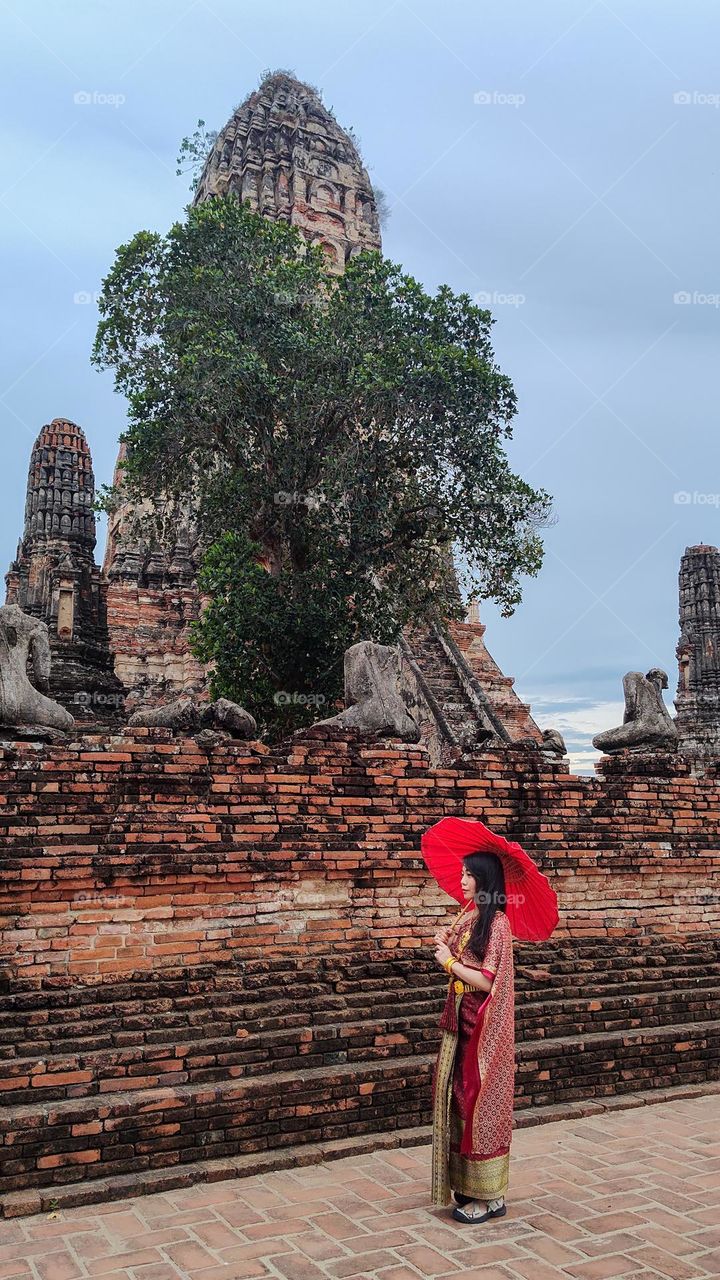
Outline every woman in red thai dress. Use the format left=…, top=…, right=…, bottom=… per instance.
left=431, top=851, right=515, bottom=1223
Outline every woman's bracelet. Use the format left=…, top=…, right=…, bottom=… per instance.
left=443, top=956, right=456, bottom=975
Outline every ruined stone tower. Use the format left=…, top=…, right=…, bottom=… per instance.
left=102, top=71, right=382, bottom=707
left=675, top=544, right=720, bottom=753
left=5, top=418, right=121, bottom=712
left=98, top=72, right=542, bottom=750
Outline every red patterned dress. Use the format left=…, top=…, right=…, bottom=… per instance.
left=431, top=905, right=515, bottom=1207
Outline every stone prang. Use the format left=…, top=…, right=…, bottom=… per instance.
left=4, top=418, right=122, bottom=715
left=194, top=71, right=382, bottom=271
left=102, top=72, right=381, bottom=709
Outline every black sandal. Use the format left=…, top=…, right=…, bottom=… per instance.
left=452, top=1198, right=507, bottom=1223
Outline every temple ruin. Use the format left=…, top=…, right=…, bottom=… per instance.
left=0, top=73, right=718, bottom=1219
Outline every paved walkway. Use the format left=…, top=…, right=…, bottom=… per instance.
left=2, top=1095, right=720, bottom=1280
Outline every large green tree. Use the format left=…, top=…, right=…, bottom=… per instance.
left=93, top=195, right=551, bottom=733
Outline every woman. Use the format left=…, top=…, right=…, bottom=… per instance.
left=430, top=851, right=515, bottom=1223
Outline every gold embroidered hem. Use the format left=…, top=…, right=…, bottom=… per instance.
left=450, top=1097, right=510, bottom=1198
left=449, top=1150, right=510, bottom=1201
left=431, top=1021, right=458, bottom=1207
left=431, top=1015, right=510, bottom=1207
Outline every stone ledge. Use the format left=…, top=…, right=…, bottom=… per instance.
left=512, top=1076, right=720, bottom=1127
left=4, top=1080, right=720, bottom=1219
left=594, top=750, right=691, bottom=778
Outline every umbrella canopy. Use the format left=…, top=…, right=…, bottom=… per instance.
left=420, top=815, right=559, bottom=942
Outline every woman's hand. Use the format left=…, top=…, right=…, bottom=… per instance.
left=434, top=926, right=450, bottom=945
left=434, top=942, right=454, bottom=969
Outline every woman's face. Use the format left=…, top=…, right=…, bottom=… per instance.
left=460, top=863, right=478, bottom=903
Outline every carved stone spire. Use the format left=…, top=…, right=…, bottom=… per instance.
left=193, top=71, right=382, bottom=269
left=21, top=418, right=96, bottom=552
left=675, top=544, right=720, bottom=753
left=5, top=418, right=122, bottom=714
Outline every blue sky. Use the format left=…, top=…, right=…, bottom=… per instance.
left=1, top=0, right=718, bottom=772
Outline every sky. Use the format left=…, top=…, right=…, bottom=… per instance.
left=1, top=0, right=718, bottom=774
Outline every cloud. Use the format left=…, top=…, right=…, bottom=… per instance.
left=536, top=699, right=626, bottom=738
left=565, top=748, right=602, bottom=775
left=528, top=693, right=628, bottom=776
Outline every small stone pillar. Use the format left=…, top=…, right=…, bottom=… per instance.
left=674, top=544, right=720, bottom=753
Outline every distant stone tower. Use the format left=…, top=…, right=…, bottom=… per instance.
left=5, top=418, right=121, bottom=712
left=675, top=544, right=720, bottom=753
left=103, top=72, right=382, bottom=706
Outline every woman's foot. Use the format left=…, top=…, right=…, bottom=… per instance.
left=452, top=1196, right=506, bottom=1223
left=453, top=1191, right=474, bottom=1207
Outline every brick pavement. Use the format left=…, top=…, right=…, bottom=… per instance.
left=2, top=1094, right=719, bottom=1280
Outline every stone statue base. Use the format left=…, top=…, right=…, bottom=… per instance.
left=595, top=749, right=689, bottom=779
left=128, top=696, right=257, bottom=739
left=0, top=724, right=70, bottom=744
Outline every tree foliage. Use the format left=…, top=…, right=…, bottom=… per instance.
left=176, top=119, right=217, bottom=190
left=93, top=195, right=551, bottom=732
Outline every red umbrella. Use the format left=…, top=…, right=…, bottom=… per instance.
left=420, top=815, right=559, bottom=942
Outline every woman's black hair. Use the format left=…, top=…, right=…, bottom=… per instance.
left=463, top=853, right=506, bottom=960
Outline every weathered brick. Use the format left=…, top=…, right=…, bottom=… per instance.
left=0, top=729, right=718, bottom=1218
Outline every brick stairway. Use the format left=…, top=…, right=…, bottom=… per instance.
left=404, top=626, right=495, bottom=748
left=1, top=934, right=718, bottom=1216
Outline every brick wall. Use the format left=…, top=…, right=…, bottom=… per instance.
left=1, top=727, right=719, bottom=1213
left=1, top=728, right=719, bottom=986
